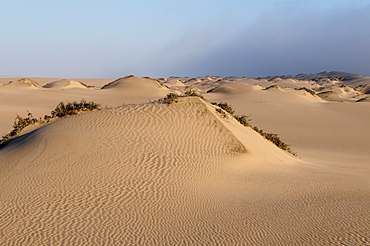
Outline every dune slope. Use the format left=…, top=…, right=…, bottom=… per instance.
left=0, top=97, right=368, bottom=245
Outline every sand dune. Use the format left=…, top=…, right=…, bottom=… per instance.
left=0, top=77, right=170, bottom=136
left=205, top=84, right=370, bottom=168
left=316, top=85, right=360, bottom=101
left=1, top=97, right=368, bottom=245
left=43, top=79, right=89, bottom=89
left=207, top=83, right=263, bottom=94
left=317, top=90, right=344, bottom=101
left=0, top=77, right=113, bottom=87
left=0, top=74, right=369, bottom=245
left=207, top=83, right=322, bottom=104
left=355, top=84, right=370, bottom=94
left=101, top=76, right=165, bottom=90
left=0, top=97, right=290, bottom=244
left=3, top=78, right=43, bottom=88
left=161, top=78, right=186, bottom=88
left=357, top=95, right=370, bottom=102
left=99, top=76, right=170, bottom=103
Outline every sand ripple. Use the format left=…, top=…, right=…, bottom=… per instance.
left=0, top=97, right=369, bottom=245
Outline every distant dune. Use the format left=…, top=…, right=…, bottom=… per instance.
left=0, top=72, right=369, bottom=245
left=3, top=78, right=43, bottom=88
left=355, top=84, right=370, bottom=94
left=43, top=79, right=89, bottom=89
left=101, top=76, right=165, bottom=90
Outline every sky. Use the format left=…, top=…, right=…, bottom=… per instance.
left=0, top=0, right=369, bottom=78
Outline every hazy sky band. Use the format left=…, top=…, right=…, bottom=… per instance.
left=1, top=0, right=369, bottom=78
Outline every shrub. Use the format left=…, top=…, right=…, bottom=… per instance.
left=184, top=87, right=205, bottom=99
left=215, top=108, right=228, bottom=118
left=296, top=87, right=316, bottom=96
left=234, top=115, right=251, bottom=127
left=51, top=99, right=100, bottom=118
left=162, top=88, right=204, bottom=105
left=252, top=126, right=296, bottom=156
left=1, top=112, right=42, bottom=145
left=211, top=102, right=234, bottom=115
left=212, top=102, right=251, bottom=127
left=163, top=93, right=179, bottom=105
left=1, top=100, right=101, bottom=147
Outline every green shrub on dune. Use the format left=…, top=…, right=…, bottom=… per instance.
left=1, top=99, right=101, bottom=146
left=51, top=99, right=100, bottom=118
left=212, top=101, right=296, bottom=156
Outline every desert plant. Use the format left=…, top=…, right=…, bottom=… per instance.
left=211, top=102, right=234, bottom=115
left=1, top=100, right=101, bottom=147
left=252, top=126, right=296, bottom=156
left=234, top=115, right=251, bottom=127
left=1, top=112, right=42, bottom=145
left=295, top=87, right=316, bottom=96
left=215, top=108, right=228, bottom=119
left=184, top=87, right=205, bottom=99
left=163, top=93, right=179, bottom=105
left=162, top=88, right=205, bottom=105
left=51, top=99, right=100, bottom=118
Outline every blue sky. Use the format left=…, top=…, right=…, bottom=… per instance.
left=1, top=0, right=369, bottom=78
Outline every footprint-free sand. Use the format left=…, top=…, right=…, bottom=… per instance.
left=0, top=76, right=369, bottom=245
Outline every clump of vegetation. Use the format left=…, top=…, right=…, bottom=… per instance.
left=51, top=99, right=100, bottom=118
left=212, top=101, right=295, bottom=156
left=212, top=102, right=234, bottom=115
left=1, top=112, right=42, bottom=144
left=212, top=102, right=251, bottom=126
left=161, top=87, right=205, bottom=105
left=265, top=85, right=282, bottom=90
left=295, top=87, right=316, bottom=96
left=215, top=108, right=228, bottom=118
left=234, top=115, right=251, bottom=127
left=184, top=87, right=205, bottom=99
left=1, top=99, right=101, bottom=147
left=253, top=126, right=297, bottom=156
left=163, top=93, right=180, bottom=105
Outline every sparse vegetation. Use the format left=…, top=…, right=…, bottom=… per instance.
left=212, top=101, right=295, bottom=156
left=234, top=115, right=251, bottom=127
left=1, top=99, right=101, bottom=147
left=51, top=99, right=100, bottom=118
left=161, top=87, right=205, bottom=105
left=101, top=75, right=136, bottom=89
left=206, top=87, right=217, bottom=93
left=295, top=87, right=316, bottom=96
left=163, top=93, right=180, bottom=105
left=1, top=112, right=42, bottom=144
left=2, top=94, right=296, bottom=157
left=215, top=108, right=228, bottom=118
left=253, top=126, right=297, bottom=156
left=265, top=85, right=283, bottom=90
left=212, top=102, right=234, bottom=115
left=78, top=81, right=89, bottom=88
left=184, top=87, right=205, bottom=99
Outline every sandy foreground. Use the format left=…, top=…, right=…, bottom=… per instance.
left=0, top=75, right=369, bottom=245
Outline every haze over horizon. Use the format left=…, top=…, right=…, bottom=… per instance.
left=1, top=0, right=369, bottom=78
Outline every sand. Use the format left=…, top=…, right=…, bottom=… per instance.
left=0, top=75, right=369, bottom=245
